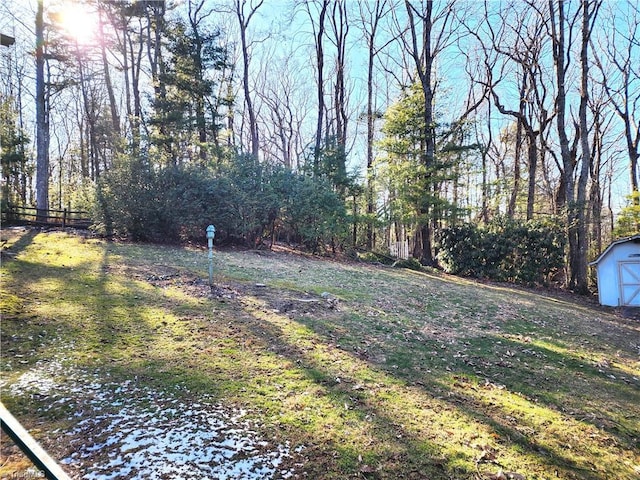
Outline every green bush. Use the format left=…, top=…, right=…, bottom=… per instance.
left=283, top=175, right=348, bottom=253
left=92, top=153, right=348, bottom=250
left=93, top=156, right=166, bottom=241
left=393, top=258, right=423, bottom=271
left=437, top=217, right=565, bottom=285
left=437, top=223, right=485, bottom=277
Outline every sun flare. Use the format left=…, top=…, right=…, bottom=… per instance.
left=57, top=2, right=98, bottom=45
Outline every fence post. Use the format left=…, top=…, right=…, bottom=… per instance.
left=62, top=208, right=67, bottom=228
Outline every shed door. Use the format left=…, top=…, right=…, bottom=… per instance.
left=618, top=261, right=640, bottom=306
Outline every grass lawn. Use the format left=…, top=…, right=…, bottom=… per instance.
left=1, top=228, right=639, bottom=479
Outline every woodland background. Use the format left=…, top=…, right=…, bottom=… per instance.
left=1, top=0, right=639, bottom=293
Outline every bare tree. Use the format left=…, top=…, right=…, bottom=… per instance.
left=328, top=0, right=349, bottom=149
left=574, top=0, right=602, bottom=291
left=235, top=0, right=263, bottom=158
left=144, top=1, right=172, bottom=161
left=106, top=3, right=146, bottom=154
left=492, top=5, right=554, bottom=220
left=395, top=0, right=457, bottom=265
left=548, top=0, right=601, bottom=293
left=97, top=6, right=120, bottom=139
left=256, top=49, right=310, bottom=170
left=303, top=0, right=329, bottom=170
left=587, top=89, right=617, bottom=252
left=549, top=0, right=577, bottom=286
left=461, top=1, right=555, bottom=221
left=356, top=0, right=392, bottom=248
left=35, top=0, right=49, bottom=219
left=592, top=1, right=639, bottom=204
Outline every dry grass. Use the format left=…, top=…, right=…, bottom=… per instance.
left=1, top=228, right=639, bottom=479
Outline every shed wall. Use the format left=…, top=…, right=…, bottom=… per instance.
left=595, top=242, right=640, bottom=306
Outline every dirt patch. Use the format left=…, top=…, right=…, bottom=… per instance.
left=121, top=262, right=341, bottom=319
left=619, top=306, right=640, bottom=320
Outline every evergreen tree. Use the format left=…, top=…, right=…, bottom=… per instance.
left=379, top=82, right=466, bottom=261
left=613, top=192, right=640, bottom=238
left=148, top=6, right=228, bottom=164
left=0, top=97, right=31, bottom=205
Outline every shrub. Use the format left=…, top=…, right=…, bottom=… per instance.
left=93, top=156, right=166, bottom=241
left=92, top=153, right=349, bottom=250
left=437, top=223, right=484, bottom=277
left=437, top=217, right=565, bottom=285
left=393, top=258, right=423, bottom=271
left=283, top=175, right=348, bottom=253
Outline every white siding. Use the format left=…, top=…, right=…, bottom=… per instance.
left=595, top=242, right=640, bottom=306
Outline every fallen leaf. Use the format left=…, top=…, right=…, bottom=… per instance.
left=476, top=448, right=497, bottom=464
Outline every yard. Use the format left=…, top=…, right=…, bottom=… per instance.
left=1, top=228, right=638, bottom=479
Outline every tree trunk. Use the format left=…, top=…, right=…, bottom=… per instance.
left=404, top=0, right=437, bottom=266
left=75, top=44, right=100, bottom=180
left=360, top=0, right=388, bottom=249
left=509, top=117, right=523, bottom=218
left=574, top=0, right=601, bottom=293
left=591, top=3, right=640, bottom=205
left=526, top=133, right=538, bottom=221
left=16, top=80, right=28, bottom=204
left=312, top=0, right=329, bottom=170
left=625, top=122, right=639, bottom=204
left=366, top=39, right=375, bottom=248
left=129, top=17, right=144, bottom=155
left=99, top=8, right=120, bottom=139
left=145, top=2, right=172, bottom=162
left=35, top=0, right=48, bottom=221
left=119, top=11, right=134, bottom=151
left=236, top=0, right=262, bottom=159
left=550, top=0, right=579, bottom=290
left=331, top=0, right=348, bottom=149
left=589, top=104, right=604, bottom=252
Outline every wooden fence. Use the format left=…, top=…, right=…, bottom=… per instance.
left=1, top=204, right=92, bottom=229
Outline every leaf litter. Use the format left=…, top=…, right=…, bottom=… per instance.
left=3, top=232, right=640, bottom=479
left=3, top=354, right=303, bottom=480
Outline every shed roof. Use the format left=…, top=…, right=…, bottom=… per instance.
left=589, top=234, right=640, bottom=266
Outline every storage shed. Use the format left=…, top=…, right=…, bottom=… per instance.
left=590, top=234, right=640, bottom=306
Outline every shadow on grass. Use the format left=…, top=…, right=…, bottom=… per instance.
left=0, top=246, right=462, bottom=478
left=449, top=334, right=640, bottom=447
left=230, top=295, right=640, bottom=479
left=1, top=228, right=39, bottom=258
left=231, top=306, right=463, bottom=478
left=3, top=236, right=639, bottom=479
left=222, top=273, right=639, bottom=478
left=98, top=261, right=639, bottom=478
left=1, top=238, right=188, bottom=376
